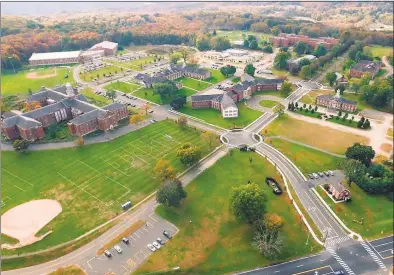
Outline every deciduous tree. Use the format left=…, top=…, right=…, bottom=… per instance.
left=129, top=114, right=144, bottom=124
left=244, top=64, right=256, bottom=77
left=201, top=131, right=218, bottom=150
left=177, top=143, right=202, bottom=166
left=177, top=115, right=188, bottom=128
left=154, top=159, right=176, bottom=181
left=279, top=81, right=292, bottom=97
left=156, top=179, right=187, bottom=207
left=345, top=143, right=375, bottom=167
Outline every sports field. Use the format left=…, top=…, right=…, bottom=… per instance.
left=1, top=67, right=75, bottom=95
left=137, top=150, right=320, bottom=274
left=1, top=121, right=213, bottom=254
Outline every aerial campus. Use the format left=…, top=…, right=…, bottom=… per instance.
left=0, top=2, right=393, bottom=275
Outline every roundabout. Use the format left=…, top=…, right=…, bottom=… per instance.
left=220, top=129, right=263, bottom=148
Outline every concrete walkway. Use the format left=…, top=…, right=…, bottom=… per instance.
left=382, top=56, right=393, bottom=77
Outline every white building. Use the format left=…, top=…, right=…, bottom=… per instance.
left=220, top=93, right=238, bottom=118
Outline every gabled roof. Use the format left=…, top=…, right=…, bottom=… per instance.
left=220, top=92, right=237, bottom=110
left=191, top=94, right=220, bottom=102
left=255, top=78, right=283, bottom=85
left=351, top=60, right=381, bottom=74
left=102, top=103, right=125, bottom=111
left=330, top=181, right=348, bottom=193
left=90, top=41, right=118, bottom=50
left=68, top=109, right=107, bottom=125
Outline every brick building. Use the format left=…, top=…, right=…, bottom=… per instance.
left=349, top=60, right=382, bottom=79
left=191, top=74, right=283, bottom=118
left=316, top=90, right=357, bottom=112
left=329, top=182, right=350, bottom=201
left=270, top=33, right=339, bottom=49
left=1, top=84, right=128, bottom=141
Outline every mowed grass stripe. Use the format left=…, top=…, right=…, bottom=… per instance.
left=1, top=120, right=212, bottom=255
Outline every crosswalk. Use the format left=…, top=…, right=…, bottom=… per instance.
left=325, top=235, right=351, bottom=248
left=327, top=247, right=355, bottom=275
left=360, top=241, right=387, bottom=271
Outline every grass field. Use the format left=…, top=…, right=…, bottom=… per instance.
left=133, top=87, right=196, bottom=105
left=79, top=65, right=120, bottom=82
left=105, top=56, right=156, bottom=71
left=178, top=77, right=212, bottom=91
left=1, top=67, right=75, bottom=95
left=104, top=81, right=142, bottom=94
left=263, top=115, right=368, bottom=155
left=265, top=139, right=342, bottom=174
left=137, top=150, right=320, bottom=274
left=1, top=121, right=213, bottom=255
left=316, top=184, right=393, bottom=239
left=216, top=30, right=272, bottom=41
left=49, top=265, right=86, bottom=275
left=259, top=100, right=278, bottom=108
left=300, top=89, right=333, bottom=105
left=254, top=89, right=287, bottom=98
left=179, top=102, right=262, bottom=129
left=369, top=45, right=393, bottom=58
left=81, top=87, right=112, bottom=107
left=205, top=69, right=230, bottom=84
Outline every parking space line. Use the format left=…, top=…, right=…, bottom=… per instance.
left=146, top=221, right=154, bottom=228
left=143, top=227, right=149, bottom=232
left=130, top=234, right=136, bottom=241
left=149, top=213, right=158, bottom=222
left=127, top=258, right=137, bottom=268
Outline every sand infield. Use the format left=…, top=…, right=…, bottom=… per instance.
left=26, top=71, right=57, bottom=79
left=1, top=199, right=62, bottom=248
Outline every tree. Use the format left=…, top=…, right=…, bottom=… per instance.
left=299, top=65, right=311, bottom=80
left=129, top=114, right=144, bottom=124
left=279, top=81, right=292, bottom=97
left=274, top=52, right=291, bottom=69
left=244, top=64, right=256, bottom=77
left=177, top=115, right=188, bottom=128
left=271, top=26, right=280, bottom=36
left=299, top=58, right=311, bottom=67
left=106, top=90, right=116, bottom=102
left=154, top=159, right=176, bottom=181
left=345, top=143, right=375, bottom=167
left=196, top=36, right=211, bottom=51
left=201, top=131, right=218, bottom=150
left=74, top=136, right=84, bottom=147
left=262, top=45, right=273, bottom=53
left=12, top=139, right=29, bottom=152
left=363, top=119, right=371, bottom=129
left=340, top=159, right=367, bottom=184
left=243, top=40, right=250, bottom=48
left=325, top=72, right=337, bottom=87
left=153, top=80, right=178, bottom=100
left=335, top=84, right=346, bottom=95
left=360, top=73, right=371, bottom=86
left=212, top=37, right=231, bottom=51
left=170, top=52, right=182, bottom=64
left=24, top=100, right=41, bottom=111
left=263, top=213, right=284, bottom=231
left=293, top=41, right=307, bottom=56
left=28, top=88, right=33, bottom=95
left=177, top=143, right=202, bottom=166
left=220, top=65, right=236, bottom=76
left=229, top=183, right=266, bottom=224
left=170, top=96, right=186, bottom=110
left=249, top=40, right=258, bottom=50
left=156, top=179, right=187, bottom=207
left=212, top=29, right=217, bottom=36
left=314, top=44, right=327, bottom=57
left=252, top=221, right=285, bottom=259
left=141, top=103, right=151, bottom=115
left=178, top=48, right=189, bottom=62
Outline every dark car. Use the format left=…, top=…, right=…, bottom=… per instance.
left=163, top=230, right=172, bottom=239
left=265, top=177, right=282, bottom=195
left=239, top=145, right=248, bottom=152
left=104, top=250, right=112, bottom=258
left=122, top=237, right=130, bottom=244
left=308, top=174, right=314, bottom=179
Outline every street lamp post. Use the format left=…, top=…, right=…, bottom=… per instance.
left=8, top=57, right=16, bottom=73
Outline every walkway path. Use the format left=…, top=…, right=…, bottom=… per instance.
left=382, top=56, right=393, bottom=77
left=266, top=136, right=346, bottom=158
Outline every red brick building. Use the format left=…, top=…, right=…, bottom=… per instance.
left=316, top=94, right=357, bottom=112
left=270, top=34, right=339, bottom=49
left=1, top=84, right=128, bottom=141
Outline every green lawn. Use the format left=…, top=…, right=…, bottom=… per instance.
left=179, top=101, right=263, bottom=129
left=205, top=69, right=230, bottom=84
left=137, top=150, right=320, bottom=275
left=216, top=30, right=272, bottom=41
left=79, top=65, right=120, bottom=82
left=178, top=77, right=212, bottom=91
left=81, top=87, right=112, bottom=107
left=1, top=67, right=75, bottom=95
left=369, top=45, right=393, bottom=58
left=1, top=121, right=214, bottom=255
left=254, top=89, right=287, bottom=98
left=259, top=100, right=278, bottom=108
left=105, top=56, right=156, bottom=71
left=133, top=87, right=196, bottom=105
left=316, top=184, right=393, bottom=239
left=326, top=116, right=359, bottom=129
left=232, top=77, right=241, bottom=83
left=103, top=81, right=142, bottom=94
left=292, top=108, right=322, bottom=119
left=265, top=139, right=342, bottom=175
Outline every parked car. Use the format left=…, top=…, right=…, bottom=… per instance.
left=308, top=174, right=314, bottom=179
left=328, top=170, right=334, bottom=176
left=333, top=271, right=344, bottom=275
left=104, top=250, right=112, bottom=258
left=312, top=173, right=319, bottom=179
left=148, top=110, right=154, bottom=113
left=163, top=230, right=172, bottom=239
left=265, top=177, right=282, bottom=195
left=150, top=120, right=156, bottom=123
left=114, top=245, right=122, bottom=254
left=318, top=172, right=325, bottom=177
left=147, top=244, right=156, bottom=252
left=324, top=171, right=330, bottom=177
left=152, top=241, right=161, bottom=249
left=122, top=237, right=129, bottom=244
left=157, top=237, right=164, bottom=245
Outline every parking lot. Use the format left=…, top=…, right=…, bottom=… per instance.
left=306, top=170, right=345, bottom=188
left=82, top=213, right=178, bottom=275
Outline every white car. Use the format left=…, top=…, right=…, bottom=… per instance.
left=147, top=243, right=156, bottom=252
left=114, top=245, right=122, bottom=254
left=328, top=170, right=334, bottom=176
left=152, top=241, right=161, bottom=249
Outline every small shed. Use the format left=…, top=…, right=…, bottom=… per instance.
left=329, top=181, right=350, bottom=201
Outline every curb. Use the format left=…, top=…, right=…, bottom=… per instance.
left=256, top=151, right=324, bottom=247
